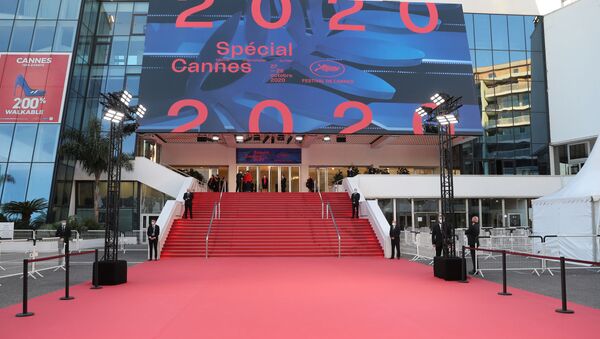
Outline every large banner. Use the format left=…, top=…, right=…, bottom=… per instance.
left=237, top=148, right=301, bottom=164
left=139, top=1, right=481, bottom=135
left=0, top=53, right=71, bottom=124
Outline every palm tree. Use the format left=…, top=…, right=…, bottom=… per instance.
left=59, top=118, right=134, bottom=222
left=2, top=198, right=48, bottom=228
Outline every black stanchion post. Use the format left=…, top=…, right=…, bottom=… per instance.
left=16, top=259, right=34, bottom=317
left=60, top=240, right=74, bottom=300
left=555, top=257, right=574, bottom=314
left=459, top=246, right=468, bottom=283
left=91, top=249, right=102, bottom=290
left=498, top=250, right=512, bottom=296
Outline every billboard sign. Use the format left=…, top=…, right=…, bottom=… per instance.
left=0, top=53, right=71, bottom=124
left=237, top=148, right=301, bottom=164
left=139, top=1, right=481, bottom=135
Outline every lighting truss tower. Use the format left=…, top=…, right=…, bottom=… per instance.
left=100, top=91, right=146, bottom=262
left=418, top=94, right=463, bottom=258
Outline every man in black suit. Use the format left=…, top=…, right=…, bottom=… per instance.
left=389, top=220, right=401, bottom=259
left=147, top=219, right=160, bottom=261
left=183, top=189, right=193, bottom=219
left=431, top=216, right=446, bottom=257
left=55, top=221, right=72, bottom=266
left=281, top=175, right=287, bottom=193
left=465, top=216, right=481, bottom=274
left=236, top=171, right=243, bottom=192
left=351, top=189, right=360, bottom=218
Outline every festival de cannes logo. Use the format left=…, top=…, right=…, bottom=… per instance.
left=309, top=60, right=346, bottom=78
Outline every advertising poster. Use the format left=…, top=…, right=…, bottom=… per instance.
left=139, top=1, right=481, bottom=135
left=0, top=53, right=71, bottom=124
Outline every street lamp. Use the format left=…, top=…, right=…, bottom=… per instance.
left=96, top=90, right=146, bottom=285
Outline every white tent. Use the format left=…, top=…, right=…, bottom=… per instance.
left=532, top=137, right=600, bottom=262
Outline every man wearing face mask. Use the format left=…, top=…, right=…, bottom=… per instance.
left=431, top=215, right=446, bottom=257
left=389, top=220, right=401, bottom=259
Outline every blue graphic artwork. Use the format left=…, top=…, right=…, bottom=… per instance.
left=138, top=0, right=481, bottom=135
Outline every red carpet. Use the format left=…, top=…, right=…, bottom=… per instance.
left=162, top=192, right=382, bottom=257
left=1, top=258, right=599, bottom=338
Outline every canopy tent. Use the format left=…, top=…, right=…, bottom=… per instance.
left=532, top=137, right=600, bottom=262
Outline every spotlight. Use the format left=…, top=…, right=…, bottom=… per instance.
left=120, top=90, right=132, bottom=106
left=295, top=135, right=304, bottom=141
left=197, top=136, right=209, bottom=142
left=277, top=134, right=285, bottom=141
left=431, top=93, right=447, bottom=106
left=436, top=114, right=459, bottom=126
left=323, top=136, right=331, bottom=142
left=235, top=135, right=244, bottom=142
left=416, top=107, right=431, bottom=118
left=336, top=136, right=347, bottom=143
left=135, top=105, right=147, bottom=119
left=212, top=135, right=220, bottom=141
left=103, top=109, right=124, bottom=124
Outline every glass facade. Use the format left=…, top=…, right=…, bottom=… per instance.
left=1, top=1, right=554, bottom=225
left=377, top=197, right=533, bottom=229
left=0, top=0, right=82, bottom=222
left=458, top=14, right=550, bottom=175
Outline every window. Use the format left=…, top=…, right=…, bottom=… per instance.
left=31, top=20, right=56, bottom=52
left=131, top=14, right=146, bottom=35
left=0, top=20, right=12, bottom=51
left=33, top=124, right=60, bottom=162
left=76, top=182, right=94, bottom=208
left=1, top=163, right=30, bottom=204
left=37, top=0, right=60, bottom=20
left=53, top=20, right=77, bottom=51
left=9, top=20, right=34, bottom=51
left=568, top=143, right=588, bottom=161
left=16, top=0, right=40, bottom=19
left=0, top=0, right=19, bottom=20
left=27, top=163, right=54, bottom=201
left=0, top=124, right=14, bottom=162
left=9, top=125, right=37, bottom=162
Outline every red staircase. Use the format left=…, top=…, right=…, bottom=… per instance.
left=161, top=192, right=383, bottom=257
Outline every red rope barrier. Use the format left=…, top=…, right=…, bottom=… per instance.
left=464, top=246, right=600, bottom=266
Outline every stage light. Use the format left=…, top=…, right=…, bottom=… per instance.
left=212, top=135, right=220, bottom=141
left=120, top=90, right=132, bottom=106
left=103, top=109, right=124, bottom=124
left=135, top=105, right=147, bottom=119
left=295, top=135, right=303, bottom=141
left=336, top=136, right=346, bottom=143
left=436, top=114, right=459, bottom=126
left=323, top=136, right=331, bottom=142
left=235, top=135, right=244, bottom=142
left=431, top=93, right=446, bottom=106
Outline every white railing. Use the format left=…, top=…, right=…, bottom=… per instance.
left=205, top=203, right=219, bottom=258
left=157, top=176, right=201, bottom=258
left=326, top=203, right=341, bottom=258
left=318, top=191, right=325, bottom=219
left=364, top=200, right=390, bottom=257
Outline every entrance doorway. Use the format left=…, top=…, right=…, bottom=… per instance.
left=237, top=166, right=300, bottom=192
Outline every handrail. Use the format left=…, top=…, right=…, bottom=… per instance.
left=327, top=203, right=341, bottom=258
left=205, top=202, right=218, bottom=258
left=318, top=191, right=324, bottom=219
left=163, top=164, right=191, bottom=177
left=218, top=180, right=226, bottom=218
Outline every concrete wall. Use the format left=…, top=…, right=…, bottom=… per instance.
left=545, top=0, right=600, bottom=145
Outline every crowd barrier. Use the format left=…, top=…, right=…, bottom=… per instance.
left=464, top=246, right=600, bottom=314
left=16, top=247, right=101, bottom=317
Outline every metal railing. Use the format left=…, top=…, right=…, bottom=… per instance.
left=326, top=203, right=341, bottom=258
left=318, top=191, right=325, bottom=219
left=217, top=180, right=226, bottom=218
left=205, top=202, right=219, bottom=258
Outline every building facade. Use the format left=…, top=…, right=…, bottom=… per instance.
left=0, top=0, right=589, bottom=230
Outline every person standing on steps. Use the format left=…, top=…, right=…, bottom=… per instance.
left=183, top=189, right=193, bottom=219
left=261, top=175, right=269, bottom=192
left=281, top=175, right=287, bottom=193
left=351, top=188, right=360, bottom=218
left=389, top=220, right=401, bottom=259
left=236, top=170, right=243, bottom=192
left=465, top=216, right=481, bottom=274
left=147, top=219, right=160, bottom=261
left=306, top=177, right=315, bottom=192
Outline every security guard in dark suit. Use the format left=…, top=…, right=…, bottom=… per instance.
left=183, top=189, right=193, bottom=219
left=431, top=216, right=446, bottom=257
left=351, top=189, right=360, bottom=218
left=389, top=221, right=401, bottom=259
left=465, top=216, right=481, bottom=274
left=147, top=219, right=160, bottom=261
